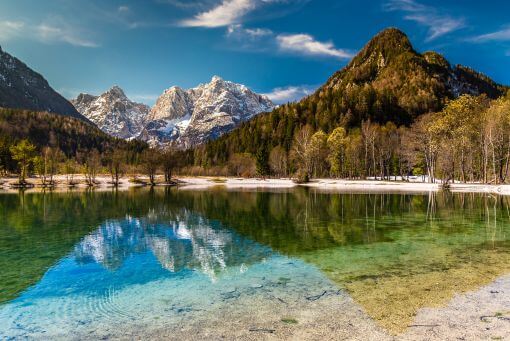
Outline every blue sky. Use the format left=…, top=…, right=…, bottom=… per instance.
left=0, top=0, right=509, bottom=105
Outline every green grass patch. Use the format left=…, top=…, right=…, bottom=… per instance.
left=281, top=318, right=298, bottom=324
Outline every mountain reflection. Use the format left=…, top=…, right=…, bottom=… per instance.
left=74, top=210, right=270, bottom=280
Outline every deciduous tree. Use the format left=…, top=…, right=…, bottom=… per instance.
left=9, top=139, right=37, bottom=183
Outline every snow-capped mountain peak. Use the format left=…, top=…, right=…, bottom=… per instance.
left=211, top=75, right=223, bottom=82
left=71, top=77, right=274, bottom=148
left=71, top=86, right=150, bottom=139
left=105, top=85, right=127, bottom=98
left=140, top=76, right=274, bottom=148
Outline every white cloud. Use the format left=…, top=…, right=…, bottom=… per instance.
left=276, top=33, right=353, bottom=59
left=263, top=85, right=317, bottom=104
left=226, top=25, right=353, bottom=60
left=180, top=0, right=257, bottom=27
left=227, top=24, right=272, bottom=38
left=0, top=21, right=25, bottom=42
left=244, top=27, right=273, bottom=37
left=179, top=0, right=293, bottom=28
left=469, top=27, right=510, bottom=43
left=225, top=24, right=275, bottom=53
left=384, top=0, right=426, bottom=12
left=0, top=19, right=98, bottom=48
left=384, top=0, right=465, bottom=41
left=160, top=0, right=215, bottom=10
left=405, top=14, right=464, bottom=41
left=36, top=24, right=99, bottom=48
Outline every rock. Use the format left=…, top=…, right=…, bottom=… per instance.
left=71, top=86, right=150, bottom=139
left=0, top=46, right=87, bottom=121
left=140, top=76, right=274, bottom=148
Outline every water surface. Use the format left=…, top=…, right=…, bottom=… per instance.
left=1, top=188, right=509, bottom=338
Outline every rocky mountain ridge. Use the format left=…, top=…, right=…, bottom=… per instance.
left=0, top=45, right=87, bottom=121
left=73, top=76, right=274, bottom=148
left=319, top=28, right=507, bottom=125
left=71, top=86, right=150, bottom=139
left=141, top=76, right=275, bottom=148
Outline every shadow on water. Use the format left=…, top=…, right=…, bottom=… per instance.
left=1, top=187, right=510, bottom=333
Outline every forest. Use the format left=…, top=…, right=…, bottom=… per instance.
left=0, top=108, right=163, bottom=186
left=1, top=92, right=510, bottom=186
left=190, top=92, right=510, bottom=184
left=187, top=29, right=509, bottom=184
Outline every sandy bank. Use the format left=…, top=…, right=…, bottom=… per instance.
left=2, top=175, right=510, bottom=195
left=0, top=174, right=166, bottom=192
left=177, top=177, right=510, bottom=195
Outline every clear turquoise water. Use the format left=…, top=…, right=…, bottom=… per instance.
left=0, top=190, right=338, bottom=339
left=1, top=188, right=510, bottom=338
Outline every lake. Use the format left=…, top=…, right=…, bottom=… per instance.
left=1, top=188, right=510, bottom=339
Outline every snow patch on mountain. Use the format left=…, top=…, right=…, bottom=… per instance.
left=71, top=86, right=150, bottom=139
left=71, top=76, right=274, bottom=148
left=141, top=76, right=274, bottom=148
left=0, top=45, right=86, bottom=120
left=447, top=71, right=481, bottom=98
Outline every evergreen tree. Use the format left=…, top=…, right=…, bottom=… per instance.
left=255, top=145, right=270, bottom=177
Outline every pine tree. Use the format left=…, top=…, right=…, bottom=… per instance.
left=255, top=145, right=270, bottom=177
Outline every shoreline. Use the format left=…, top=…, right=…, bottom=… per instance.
left=173, top=177, right=510, bottom=195
left=1, top=175, right=510, bottom=195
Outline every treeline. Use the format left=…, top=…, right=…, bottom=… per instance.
left=0, top=108, right=146, bottom=159
left=3, top=92, right=510, bottom=186
left=0, top=108, right=154, bottom=186
left=190, top=92, right=510, bottom=183
left=0, top=138, right=187, bottom=187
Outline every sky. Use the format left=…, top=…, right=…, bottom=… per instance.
left=0, top=0, right=509, bottom=105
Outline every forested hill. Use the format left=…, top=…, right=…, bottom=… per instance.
left=0, top=108, right=147, bottom=171
left=199, top=28, right=507, bottom=163
left=324, top=28, right=505, bottom=124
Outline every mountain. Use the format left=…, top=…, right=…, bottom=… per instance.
left=319, top=28, right=506, bottom=126
left=71, top=86, right=150, bottom=139
left=0, top=46, right=87, bottom=121
left=200, top=28, right=508, bottom=160
left=139, top=76, right=274, bottom=148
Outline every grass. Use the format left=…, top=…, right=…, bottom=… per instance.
left=281, top=318, right=298, bottom=324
